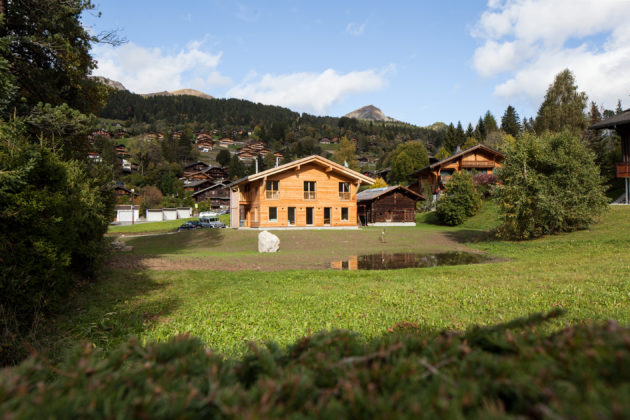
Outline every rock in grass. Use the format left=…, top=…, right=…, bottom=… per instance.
left=258, top=231, right=280, bottom=253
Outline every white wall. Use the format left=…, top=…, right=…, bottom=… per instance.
left=177, top=207, right=192, bottom=219
left=146, top=210, right=163, bottom=222
left=163, top=209, right=178, bottom=220
left=117, top=209, right=139, bottom=223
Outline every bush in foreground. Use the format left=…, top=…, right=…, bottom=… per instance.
left=436, top=172, right=481, bottom=225
left=1, top=311, right=629, bottom=418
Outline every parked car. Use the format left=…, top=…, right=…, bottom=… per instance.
left=177, top=221, right=203, bottom=231
left=199, top=216, right=226, bottom=228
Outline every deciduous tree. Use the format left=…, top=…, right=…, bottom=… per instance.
left=534, top=69, right=587, bottom=137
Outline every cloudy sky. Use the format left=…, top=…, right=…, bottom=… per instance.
left=84, top=0, right=630, bottom=127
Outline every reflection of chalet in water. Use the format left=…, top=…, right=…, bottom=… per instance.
left=589, top=109, right=630, bottom=204
left=356, top=186, right=424, bottom=226
left=409, top=144, right=505, bottom=195
left=228, top=155, right=374, bottom=228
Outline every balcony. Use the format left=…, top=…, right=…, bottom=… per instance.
left=338, top=192, right=350, bottom=201
left=461, top=160, right=495, bottom=168
left=617, top=162, right=630, bottom=178
left=266, top=191, right=279, bottom=199
left=304, top=191, right=316, bottom=200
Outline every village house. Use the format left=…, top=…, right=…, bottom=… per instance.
left=356, top=186, right=424, bottom=226
left=228, top=155, right=374, bottom=229
left=408, top=144, right=505, bottom=195
left=183, top=161, right=211, bottom=174
left=204, top=166, right=229, bottom=182
left=192, top=182, right=230, bottom=209
left=589, top=108, right=630, bottom=204
left=219, top=138, right=235, bottom=148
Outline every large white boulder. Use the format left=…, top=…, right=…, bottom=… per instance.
left=258, top=230, right=280, bottom=253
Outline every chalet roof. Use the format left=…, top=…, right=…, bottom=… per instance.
left=589, top=109, right=630, bottom=130
left=410, top=144, right=505, bottom=177
left=192, top=183, right=230, bottom=197
left=183, top=161, right=210, bottom=170
left=185, top=179, right=214, bottom=188
left=356, top=185, right=424, bottom=202
left=228, top=155, right=375, bottom=188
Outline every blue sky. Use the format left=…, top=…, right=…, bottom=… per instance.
left=84, top=0, right=630, bottom=127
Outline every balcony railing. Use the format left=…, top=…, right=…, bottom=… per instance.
left=617, top=162, right=630, bottom=178
left=266, top=191, right=279, bottom=199
left=339, top=192, right=350, bottom=201
left=304, top=191, right=316, bottom=200
left=461, top=161, right=495, bottom=168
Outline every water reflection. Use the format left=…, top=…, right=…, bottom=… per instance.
left=331, top=252, right=488, bottom=270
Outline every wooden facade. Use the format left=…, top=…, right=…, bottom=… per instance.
left=590, top=109, right=630, bottom=203
left=409, top=144, right=505, bottom=195
left=228, top=155, right=374, bottom=228
left=357, top=186, right=424, bottom=225
left=192, top=183, right=230, bottom=208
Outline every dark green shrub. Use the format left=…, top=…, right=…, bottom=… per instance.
left=2, top=311, right=630, bottom=418
left=0, top=123, right=114, bottom=365
left=495, top=132, right=609, bottom=239
left=436, top=172, right=481, bottom=225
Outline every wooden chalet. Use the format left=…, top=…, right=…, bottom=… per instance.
left=204, top=166, right=229, bottom=182
left=192, top=182, right=230, bottom=208
left=356, top=186, right=424, bottom=226
left=409, top=144, right=505, bottom=195
left=113, top=186, right=138, bottom=203
left=237, top=151, right=256, bottom=162
left=183, top=161, right=211, bottom=173
left=319, top=137, right=332, bottom=144
left=590, top=109, right=630, bottom=204
left=183, top=179, right=214, bottom=193
left=182, top=171, right=212, bottom=183
left=219, top=138, right=234, bottom=148
left=228, top=155, right=375, bottom=229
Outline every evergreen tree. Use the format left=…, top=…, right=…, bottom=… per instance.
left=216, top=149, right=231, bottom=167
left=483, top=111, right=498, bottom=133
left=455, top=121, right=466, bottom=149
left=474, top=117, right=486, bottom=141
left=443, top=123, right=457, bottom=153
left=534, top=69, right=587, bottom=136
left=501, top=105, right=521, bottom=137
left=616, top=99, right=623, bottom=115
left=229, top=154, right=246, bottom=179
left=177, top=128, right=195, bottom=164
left=465, top=123, right=474, bottom=138
left=386, top=142, right=429, bottom=184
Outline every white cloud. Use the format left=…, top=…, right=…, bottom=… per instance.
left=471, top=0, right=630, bottom=108
left=92, top=41, right=230, bottom=93
left=227, top=68, right=386, bottom=114
left=346, top=22, right=366, bottom=36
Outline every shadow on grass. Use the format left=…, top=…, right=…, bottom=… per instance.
left=35, top=269, right=181, bottom=361
left=443, top=229, right=495, bottom=244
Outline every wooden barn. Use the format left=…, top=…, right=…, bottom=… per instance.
left=356, top=186, right=424, bottom=226
left=408, top=144, right=505, bottom=196
left=228, top=155, right=374, bottom=228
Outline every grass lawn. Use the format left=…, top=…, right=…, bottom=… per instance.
left=43, top=204, right=630, bottom=359
left=108, top=215, right=230, bottom=234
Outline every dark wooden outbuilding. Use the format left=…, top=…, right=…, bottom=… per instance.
left=356, top=186, right=424, bottom=225
left=590, top=109, right=630, bottom=204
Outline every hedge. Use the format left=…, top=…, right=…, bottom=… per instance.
left=1, top=310, right=629, bottom=418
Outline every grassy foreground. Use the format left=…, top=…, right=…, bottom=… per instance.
left=43, top=205, right=630, bottom=358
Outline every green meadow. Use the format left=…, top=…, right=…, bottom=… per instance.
left=44, top=204, right=630, bottom=358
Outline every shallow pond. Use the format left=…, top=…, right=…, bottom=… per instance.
left=330, top=251, right=489, bottom=270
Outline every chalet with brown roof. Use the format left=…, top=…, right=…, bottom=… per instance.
left=219, top=138, right=234, bottom=148
left=228, top=155, right=374, bottom=228
left=356, top=186, right=424, bottom=226
left=192, top=182, right=230, bottom=208
left=319, top=137, right=331, bottom=144
left=204, top=166, right=229, bottom=182
left=183, top=179, right=215, bottom=193
left=589, top=108, right=630, bottom=204
left=182, top=171, right=212, bottom=184
left=408, top=144, right=505, bottom=195
left=183, top=161, right=211, bottom=173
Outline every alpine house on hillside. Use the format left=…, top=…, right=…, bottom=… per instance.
left=228, top=155, right=375, bottom=228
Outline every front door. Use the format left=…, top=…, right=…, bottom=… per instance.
left=306, top=207, right=314, bottom=225
left=324, top=207, right=331, bottom=225
left=288, top=207, right=295, bottom=225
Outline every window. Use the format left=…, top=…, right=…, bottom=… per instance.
left=341, top=207, right=349, bottom=221
left=304, top=181, right=316, bottom=200
left=324, top=207, right=331, bottom=225
left=338, top=182, right=350, bottom=200
left=288, top=207, right=295, bottom=225
left=266, top=180, right=279, bottom=199
left=269, top=207, right=277, bottom=222
left=306, top=207, right=314, bottom=225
